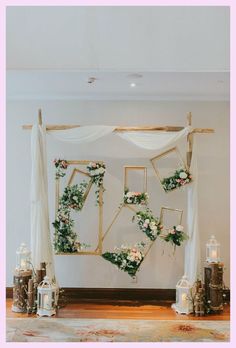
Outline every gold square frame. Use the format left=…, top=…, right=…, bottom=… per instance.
left=124, top=166, right=147, bottom=192
left=159, top=206, right=183, bottom=231
left=55, top=160, right=103, bottom=256
left=150, top=147, right=188, bottom=192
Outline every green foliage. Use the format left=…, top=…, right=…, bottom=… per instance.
left=87, top=162, right=106, bottom=204
left=124, top=188, right=149, bottom=205
left=102, top=242, right=146, bottom=277
left=54, top=159, right=68, bottom=179
left=53, top=182, right=88, bottom=253
left=161, top=168, right=192, bottom=192
left=133, top=209, right=162, bottom=241
left=164, top=226, right=188, bottom=246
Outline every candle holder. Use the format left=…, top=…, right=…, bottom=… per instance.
left=206, top=235, right=220, bottom=263
left=15, top=243, right=31, bottom=271
left=37, top=276, right=58, bottom=317
left=172, top=275, right=193, bottom=314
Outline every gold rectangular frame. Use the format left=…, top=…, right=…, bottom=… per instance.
left=55, top=160, right=103, bottom=256
left=150, top=147, right=188, bottom=191
left=124, top=166, right=147, bottom=192
left=159, top=206, right=183, bottom=230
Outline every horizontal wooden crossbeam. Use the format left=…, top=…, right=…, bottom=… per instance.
left=22, top=124, right=214, bottom=133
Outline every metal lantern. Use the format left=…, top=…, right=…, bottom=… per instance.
left=206, top=235, right=220, bottom=263
left=174, top=275, right=193, bottom=314
left=16, top=243, right=31, bottom=271
left=37, top=276, right=58, bottom=317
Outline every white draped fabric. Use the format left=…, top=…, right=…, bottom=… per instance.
left=49, top=125, right=116, bottom=144
left=184, top=140, right=200, bottom=284
left=31, top=125, right=55, bottom=281
left=31, top=123, right=199, bottom=285
left=118, top=126, right=192, bottom=150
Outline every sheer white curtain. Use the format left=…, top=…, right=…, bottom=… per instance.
left=31, top=124, right=55, bottom=281
left=184, top=139, right=200, bottom=284
left=48, top=125, right=116, bottom=143
left=117, top=126, right=192, bottom=150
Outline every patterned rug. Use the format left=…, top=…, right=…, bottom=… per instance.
left=6, top=318, right=230, bottom=342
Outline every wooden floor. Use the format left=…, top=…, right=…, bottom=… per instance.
left=6, top=299, right=230, bottom=320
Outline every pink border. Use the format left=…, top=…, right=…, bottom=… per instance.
left=0, top=1, right=234, bottom=347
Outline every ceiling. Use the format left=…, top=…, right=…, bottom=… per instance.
left=6, top=6, right=229, bottom=72
left=6, top=7, right=229, bottom=101
left=7, top=71, right=229, bottom=101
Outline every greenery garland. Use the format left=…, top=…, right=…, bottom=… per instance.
left=161, top=168, right=192, bottom=192
left=86, top=162, right=106, bottom=204
left=53, top=160, right=106, bottom=253
left=123, top=188, right=149, bottom=205
left=54, top=159, right=69, bottom=179
left=163, top=225, right=188, bottom=246
left=132, top=209, right=163, bottom=241
left=53, top=182, right=89, bottom=253
left=102, top=242, right=146, bottom=277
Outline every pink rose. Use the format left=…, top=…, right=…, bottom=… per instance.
left=170, top=229, right=176, bottom=234
left=143, top=223, right=148, bottom=228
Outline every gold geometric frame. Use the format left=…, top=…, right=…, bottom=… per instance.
left=160, top=206, right=183, bottom=230
left=150, top=147, right=188, bottom=191
left=55, top=160, right=103, bottom=256
left=124, top=166, right=147, bottom=192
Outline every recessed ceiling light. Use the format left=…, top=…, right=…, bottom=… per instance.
left=130, top=82, right=136, bottom=87
left=127, top=73, right=143, bottom=79
left=88, top=77, right=97, bottom=84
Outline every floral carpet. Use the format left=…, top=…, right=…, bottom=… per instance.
left=6, top=318, right=230, bottom=342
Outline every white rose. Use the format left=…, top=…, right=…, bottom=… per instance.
left=179, top=171, right=188, bottom=179
left=151, top=225, right=157, bottom=231
left=145, top=219, right=150, bottom=224
left=126, top=192, right=132, bottom=198
left=176, top=225, right=184, bottom=232
left=127, top=198, right=132, bottom=203
left=127, top=255, right=135, bottom=262
left=99, top=168, right=105, bottom=174
left=73, top=196, right=78, bottom=201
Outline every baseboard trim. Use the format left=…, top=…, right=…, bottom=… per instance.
left=6, top=287, right=230, bottom=303
left=6, top=287, right=176, bottom=301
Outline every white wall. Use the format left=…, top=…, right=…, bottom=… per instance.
left=6, top=100, right=230, bottom=288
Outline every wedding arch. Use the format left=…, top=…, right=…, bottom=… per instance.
left=23, top=110, right=214, bottom=284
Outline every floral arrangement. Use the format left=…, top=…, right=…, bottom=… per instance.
left=162, top=225, right=188, bottom=246
left=124, top=188, right=149, bottom=205
left=161, top=168, right=192, bottom=192
left=102, top=242, right=146, bottom=277
left=53, top=182, right=89, bottom=253
left=87, top=162, right=106, bottom=203
left=54, top=159, right=69, bottom=179
left=132, top=209, right=163, bottom=241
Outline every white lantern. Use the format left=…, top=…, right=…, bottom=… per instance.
left=37, top=276, right=58, bottom=317
left=173, top=275, right=193, bottom=314
left=16, top=243, right=31, bottom=271
left=206, top=235, right=220, bottom=263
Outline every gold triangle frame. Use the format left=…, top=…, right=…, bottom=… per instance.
left=97, top=203, right=158, bottom=268
left=55, top=160, right=103, bottom=256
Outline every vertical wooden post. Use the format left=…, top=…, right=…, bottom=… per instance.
left=38, top=109, right=42, bottom=125
left=98, top=185, right=103, bottom=255
left=187, top=112, right=193, bottom=169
